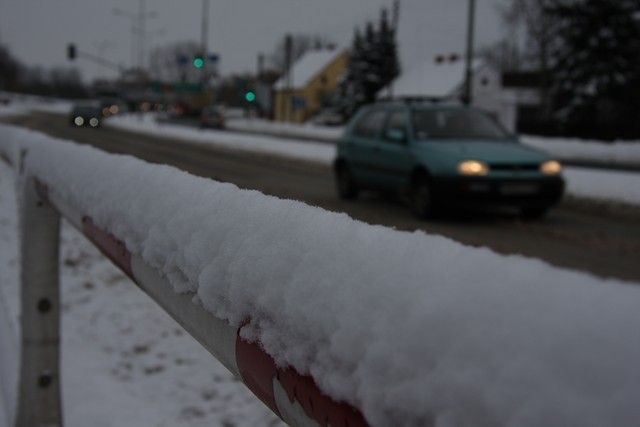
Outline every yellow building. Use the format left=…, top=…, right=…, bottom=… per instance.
left=273, top=48, right=349, bottom=123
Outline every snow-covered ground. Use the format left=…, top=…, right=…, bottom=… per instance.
left=1, top=123, right=640, bottom=427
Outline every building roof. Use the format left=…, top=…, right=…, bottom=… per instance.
left=382, top=58, right=487, bottom=99
left=273, top=49, right=344, bottom=91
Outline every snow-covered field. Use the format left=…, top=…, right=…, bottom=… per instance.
left=2, top=97, right=640, bottom=426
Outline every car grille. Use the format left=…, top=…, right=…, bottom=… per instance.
left=489, top=163, right=539, bottom=172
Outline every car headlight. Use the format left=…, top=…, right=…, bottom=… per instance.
left=540, top=160, right=562, bottom=175
left=458, top=160, right=489, bottom=176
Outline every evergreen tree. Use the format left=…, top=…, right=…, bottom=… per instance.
left=549, top=0, right=640, bottom=139
left=335, top=28, right=365, bottom=117
left=361, top=20, right=382, bottom=104
left=377, top=8, right=401, bottom=98
left=335, top=7, right=401, bottom=117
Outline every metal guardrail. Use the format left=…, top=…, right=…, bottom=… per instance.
left=0, top=144, right=369, bottom=427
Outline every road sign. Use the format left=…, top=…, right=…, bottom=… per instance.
left=291, top=97, right=306, bottom=109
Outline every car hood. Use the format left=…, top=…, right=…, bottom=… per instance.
left=416, top=139, right=550, bottom=163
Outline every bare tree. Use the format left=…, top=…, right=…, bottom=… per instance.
left=148, top=40, right=204, bottom=83
left=498, top=0, right=559, bottom=119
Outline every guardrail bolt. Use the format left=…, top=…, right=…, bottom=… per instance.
left=38, top=372, right=53, bottom=388
left=37, top=298, right=52, bottom=313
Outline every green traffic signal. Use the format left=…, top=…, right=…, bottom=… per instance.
left=193, top=57, right=204, bottom=68
left=245, top=91, right=256, bottom=102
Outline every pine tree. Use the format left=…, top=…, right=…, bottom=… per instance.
left=377, top=8, right=401, bottom=98
left=549, top=0, right=640, bottom=139
left=335, top=28, right=366, bottom=117
left=335, top=7, right=401, bottom=117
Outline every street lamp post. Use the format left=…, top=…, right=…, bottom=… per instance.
left=113, top=0, right=157, bottom=72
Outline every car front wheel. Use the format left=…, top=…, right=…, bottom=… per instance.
left=521, top=206, right=549, bottom=220
left=411, top=177, right=437, bottom=219
left=336, top=164, right=359, bottom=200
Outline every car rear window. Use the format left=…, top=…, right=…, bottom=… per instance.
left=412, top=109, right=510, bottom=140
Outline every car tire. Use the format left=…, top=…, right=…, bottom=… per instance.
left=521, top=207, right=548, bottom=220
left=411, top=177, right=437, bottom=219
left=336, top=164, right=359, bottom=200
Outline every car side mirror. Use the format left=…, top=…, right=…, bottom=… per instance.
left=386, top=129, right=407, bottom=143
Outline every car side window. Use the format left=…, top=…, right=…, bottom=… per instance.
left=352, top=110, right=387, bottom=139
left=383, top=110, right=408, bottom=144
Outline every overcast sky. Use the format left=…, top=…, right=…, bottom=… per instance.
left=0, top=0, right=505, bottom=83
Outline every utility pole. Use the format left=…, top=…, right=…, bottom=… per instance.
left=201, top=0, right=210, bottom=86
left=463, top=0, right=476, bottom=105
left=389, top=0, right=401, bottom=99
left=283, top=33, right=293, bottom=122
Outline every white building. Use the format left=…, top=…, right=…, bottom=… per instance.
left=381, top=55, right=541, bottom=133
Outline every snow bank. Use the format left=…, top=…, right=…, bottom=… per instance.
left=1, top=123, right=640, bottom=427
left=564, top=167, right=640, bottom=205
left=109, top=113, right=336, bottom=164
left=523, top=135, right=640, bottom=167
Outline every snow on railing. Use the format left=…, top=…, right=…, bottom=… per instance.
left=2, top=123, right=640, bottom=427
left=0, top=130, right=367, bottom=426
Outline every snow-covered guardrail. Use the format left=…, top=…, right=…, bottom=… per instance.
left=1, top=123, right=640, bottom=427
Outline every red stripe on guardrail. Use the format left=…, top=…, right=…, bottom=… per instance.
left=236, top=330, right=369, bottom=426
left=277, top=367, right=369, bottom=427
left=82, top=217, right=133, bottom=279
left=236, top=332, right=281, bottom=417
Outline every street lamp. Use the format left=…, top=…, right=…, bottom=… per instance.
left=113, top=0, right=158, bottom=71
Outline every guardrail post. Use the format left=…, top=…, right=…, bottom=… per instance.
left=16, top=175, right=62, bottom=427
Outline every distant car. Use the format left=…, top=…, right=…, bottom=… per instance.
left=99, top=98, right=127, bottom=117
left=200, top=106, right=225, bottom=129
left=334, top=101, right=565, bottom=218
left=69, top=104, right=103, bottom=128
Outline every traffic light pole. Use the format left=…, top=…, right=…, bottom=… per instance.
left=66, top=44, right=123, bottom=73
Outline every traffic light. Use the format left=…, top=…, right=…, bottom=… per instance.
left=244, top=91, right=256, bottom=102
left=67, top=43, right=76, bottom=60
left=193, top=54, right=204, bottom=69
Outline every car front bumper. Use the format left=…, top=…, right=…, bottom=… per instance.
left=431, top=176, right=565, bottom=209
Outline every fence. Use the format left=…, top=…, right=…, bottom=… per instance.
left=0, top=131, right=368, bottom=427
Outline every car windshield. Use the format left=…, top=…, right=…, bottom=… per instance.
left=412, top=109, right=511, bottom=140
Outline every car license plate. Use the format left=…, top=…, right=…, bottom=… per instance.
left=500, top=183, right=539, bottom=195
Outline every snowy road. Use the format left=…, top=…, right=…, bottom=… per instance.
left=4, top=111, right=640, bottom=283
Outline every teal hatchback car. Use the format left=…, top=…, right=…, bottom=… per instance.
left=334, top=101, right=564, bottom=218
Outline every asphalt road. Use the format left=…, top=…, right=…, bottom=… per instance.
left=4, top=112, right=640, bottom=283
